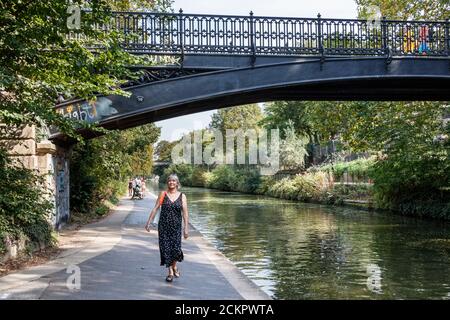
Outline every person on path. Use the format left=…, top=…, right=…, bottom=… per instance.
left=145, top=174, right=189, bottom=282
left=128, top=179, right=133, bottom=196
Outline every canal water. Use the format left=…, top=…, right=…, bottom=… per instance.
left=152, top=184, right=450, bottom=299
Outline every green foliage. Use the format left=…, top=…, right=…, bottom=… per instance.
left=345, top=102, right=450, bottom=218
left=191, top=166, right=208, bottom=187
left=265, top=177, right=297, bottom=199
left=162, top=163, right=208, bottom=187
left=0, top=149, right=54, bottom=251
left=262, top=98, right=450, bottom=218
left=280, top=120, right=309, bottom=170
left=95, top=204, right=110, bottom=216
left=260, top=101, right=345, bottom=143
left=70, top=124, right=160, bottom=215
left=234, top=168, right=261, bottom=193
left=210, top=104, right=263, bottom=133
left=155, top=140, right=179, bottom=162
left=0, top=0, right=157, bottom=139
left=265, top=172, right=331, bottom=202
left=0, top=0, right=170, bottom=253
left=356, top=0, right=449, bottom=20
left=371, top=154, right=450, bottom=218
left=161, top=163, right=262, bottom=194
left=318, top=157, right=376, bottom=180
left=161, top=164, right=194, bottom=187
left=255, top=176, right=275, bottom=195
left=331, top=184, right=373, bottom=200
left=205, top=165, right=238, bottom=191
left=203, top=166, right=262, bottom=193
left=260, top=101, right=313, bottom=140
left=110, top=0, right=173, bottom=11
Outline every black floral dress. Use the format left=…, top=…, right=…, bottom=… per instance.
left=158, top=192, right=184, bottom=267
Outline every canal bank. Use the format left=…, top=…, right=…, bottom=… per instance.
left=0, top=192, right=270, bottom=300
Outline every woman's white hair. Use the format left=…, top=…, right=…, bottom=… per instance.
left=167, top=173, right=181, bottom=189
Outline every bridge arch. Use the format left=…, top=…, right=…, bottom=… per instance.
left=52, top=56, right=450, bottom=141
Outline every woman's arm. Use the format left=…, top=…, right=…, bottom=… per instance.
left=182, top=193, right=189, bottom=239
left=145, top=191, right=164, bottom=231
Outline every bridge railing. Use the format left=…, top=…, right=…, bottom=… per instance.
left=76, top=10, right=450, bottom=57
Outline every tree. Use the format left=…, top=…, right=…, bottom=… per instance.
left=110, top=0, right=173, bottom=11
left=130, top=144, right=154, bottom=176
left=70, top=123, right=161, bottom=214
left=279, top=120, right=309, bottom=171
left=155, top=140, right=179, bottom=162
left=0, top=1, right=145, bottom=135
left=356, top=0, right=449, bottom=20
left=259, top=101, right=313, bottom=140
left=259, top=100, right=349, bottom=144
left=210, top=104, right=263, bottom=133
left=209, top=104, right=263, bottom=166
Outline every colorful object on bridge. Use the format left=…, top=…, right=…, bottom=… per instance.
left=403, top=28, right=416, bottom=53
left=418, top=25, right=429, bottom=55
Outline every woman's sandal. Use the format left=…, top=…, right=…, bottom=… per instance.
left=165, top=274, right=174, bottom=282
left=173, top=267, right=180, bottom=278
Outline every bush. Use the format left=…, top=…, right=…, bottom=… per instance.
left=0, top=148, right=55, bottom=252
left=191, top=166, right=208, bottom=187
left=318, top=157, right=375, bottom=182
left=293, top=173, right=326, bottom=201
left=331, top=183, right=373, bottom=200
left=267, top=177, right=298, bottom=199
left=234, top=168, right=261, bottom=193
left=203, top=171, right=215, bottom=187
left=206, top=165, right=238, bottom=191
left=95, top=204, right=109, bottom=216
left=371, top=155, right=450, bottom=219
left=255, top=176, right=275, bottom=195
left=264, top=171, right=331, bottom=202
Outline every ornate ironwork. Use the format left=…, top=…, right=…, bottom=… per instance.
left=122, top=67, right=214, bottom=86
left=78, top=10, right=450, bottom=57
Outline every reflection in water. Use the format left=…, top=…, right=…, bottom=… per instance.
left=150, top=183, right=450, bottom=299
left=366, top=264, right=383, bottom=294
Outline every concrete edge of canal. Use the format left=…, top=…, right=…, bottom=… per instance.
left=146, top=190, right=272, bottom=300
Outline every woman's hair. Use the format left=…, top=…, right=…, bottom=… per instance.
left=167, top=173, right=181, bottom=189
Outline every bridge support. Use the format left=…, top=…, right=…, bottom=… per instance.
left=0, top=125, right=71, bottom=230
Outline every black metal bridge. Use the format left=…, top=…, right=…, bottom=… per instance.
left=53, top=10, right=450, bottom=140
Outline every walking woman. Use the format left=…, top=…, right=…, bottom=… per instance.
left=145, top=174, right=189, bottom=282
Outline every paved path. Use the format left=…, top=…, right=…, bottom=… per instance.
left=0, top=192, right=270, bottom=300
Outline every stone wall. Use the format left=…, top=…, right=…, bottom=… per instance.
left=0, top=124, right=71, bottom=230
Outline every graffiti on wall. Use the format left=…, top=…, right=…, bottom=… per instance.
left=56, top=97, right=118, bottom=124
left=57, top=170, right=65, bottom=193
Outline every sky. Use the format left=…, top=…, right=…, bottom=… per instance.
left=155, top=0, right=358, bottom=142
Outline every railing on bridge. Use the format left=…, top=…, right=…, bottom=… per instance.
left=75, top=10, right=450, bottom=58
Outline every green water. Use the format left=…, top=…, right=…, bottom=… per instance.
left=154, top=185, right=450, bottom=299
